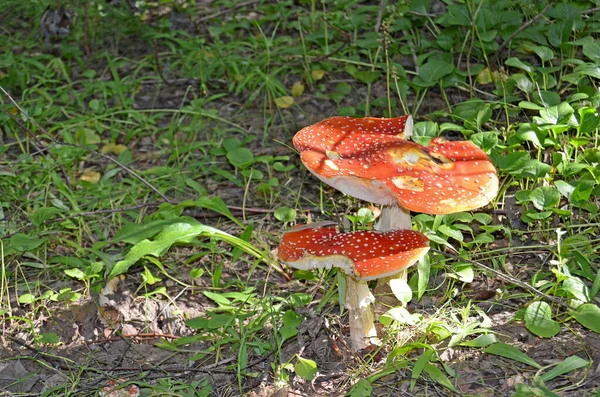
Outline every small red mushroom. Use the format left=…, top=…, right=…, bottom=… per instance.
left=278, top=222, right=429, bottom=350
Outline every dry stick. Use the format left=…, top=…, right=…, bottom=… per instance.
left=496, top=1, right=558, bottom=56
left=0, top=85, right=172, bottom=203
left=431, top=248, right=575, bottom=311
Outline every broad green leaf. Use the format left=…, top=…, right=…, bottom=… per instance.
left=562, top=277, right=590, bottom=302
left=196, top=196, right=243, bottom=227
left=19, top=293, right=36, bottom=304
left=9, top=234, right=46, bottom=251
left=294, top=356, right=318, bottom=380
left=578, top=107, right=600, bottom=134
left=350, top=379, right=372, bottom=397
left=530, top=187, right=560, bottom=210
left=31, top=207, right=63, bottom=226
left=452, top=263, right=473, bottom=283
left=417, top=255, right=430, bottom=300
left=411, top=349, right=434, bottom=391
left=413, top=59, right=454, bottom=87
left=203, top=291, right=232, bottom=307
left=470, top=131, right=497, bottom=152
left=525, top=301, right=560, bottom=338
left=64, top=268, right=85, bottom=280
left=485, top=343, right=541, bottom=368
left=226, top=147, right=254, bottom=168
left=582, top=42, right=600, bottom=62
left=554, top=180, right=575, bottom=200
left=424, top=363, right=456, bottom=392
left=380, top=307, right=420, bottom=326
left=570, top=303, right=600, bottom=333
left=412, top=121, right=439, bottom=145
left=540, top=356, right=590, bottom=382
left=506, top=57, right=535, bottom=73
left=389, top=278, right=412, bottom=304
left=459, top=333, right=498, bottom=347
left=528, top=45, right=554, bottom=62
left=113, top=217, right=195, bottom=244
left=274, top=207, right=297, bottom=222
left=511, top=73, right=534, bottom=93
left=438, top=225, right=463, bottom=242
left=109, top=221, right=266, bottom=278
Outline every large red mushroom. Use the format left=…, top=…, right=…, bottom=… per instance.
left=293, top=115, right=499, bottom=294
left=278, top=222, right=429, bottom=350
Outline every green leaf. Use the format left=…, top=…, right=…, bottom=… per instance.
left=485, top=343, right=542, bottom=368
left=582, top=42, right=600, bottom=62
left=226, top=147, right=254, bottom=168
left=438, top=225, right=463, bottom=242
left=417, top=255, right=430, bottom=301
left=412, top=121, right=439, bottom=145
left=109, top=221, right=266, bottom=278
left=578, top=107, right=600, bottom=134
left=525, top=301, right=560, bottom=338
left=9, top=234, right=46, bottom=251
left=452, top=263, right=473, bottom=283
left=19, top=293, right=36, bottom=304
left=570, top=303, right=600, bottom=333
left=528, top=45, right=555, bottom=62
left=562, top=277, right=590, bottom=302
left=413, top=59, right=454, bottom=87
left=294, top=356, right=318, bottom=380
left=540, top=355, right=589, bottom=382
left=38, top=332, right=60, bottom=344
left=470, top=131, right=497, bottom=152
left=274, top=207, right=297, bottom=222
left=459, top=334, right=498, bottom=347
left=113, top=217, right=193, bottom=244
left=506, top=57, right=535, bottom=73
left=411, top=349, right=434, bottom=391
left=554, top=180, right=575, bottom=200
left=64, top=268, right=85, bottom=280
left=196, top=196, right=243, bottom=227
left=30, top=207, right=63, bottom=226
left=350, top=379, right=372, bottom=397
left=530, top=187, right=560, bottom=210
left=380, top=307, right=420, bottom=326
left=389, top=278, right=412, bottom=304
left=424, top=363, right=456, bottom=392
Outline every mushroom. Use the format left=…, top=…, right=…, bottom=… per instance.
left=293, top=115, right=499, bottom=291
left=277, top=221, right=429, bottom=351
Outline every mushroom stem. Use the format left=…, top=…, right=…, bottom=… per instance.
left=345, top=275, right=378, bottom=350
left=375, top=205, right=413, bottom=301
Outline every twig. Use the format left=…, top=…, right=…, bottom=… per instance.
left=0, top=85, right=172, bottom=203
left=496, top=1, right=558, bottom=56
left=197, top=0, right=259, bottom=23
left=431, top=248, right=575, bottom=311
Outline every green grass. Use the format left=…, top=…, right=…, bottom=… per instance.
left=1, top=0, right=599, bottom=395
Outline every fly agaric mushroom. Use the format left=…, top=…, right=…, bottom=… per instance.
left=293, top=115, right=499, bottom=292
left=277, top=221, right=429, bottom=350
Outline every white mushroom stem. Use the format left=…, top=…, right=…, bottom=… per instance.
left=375, top=205, right=412, bottom=293
left=345, top=275, right=378, bottom=350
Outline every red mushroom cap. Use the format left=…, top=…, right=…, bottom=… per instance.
left=293, top=116, right=498, bottom=214
left=278, top=222, right=429, bottom=281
